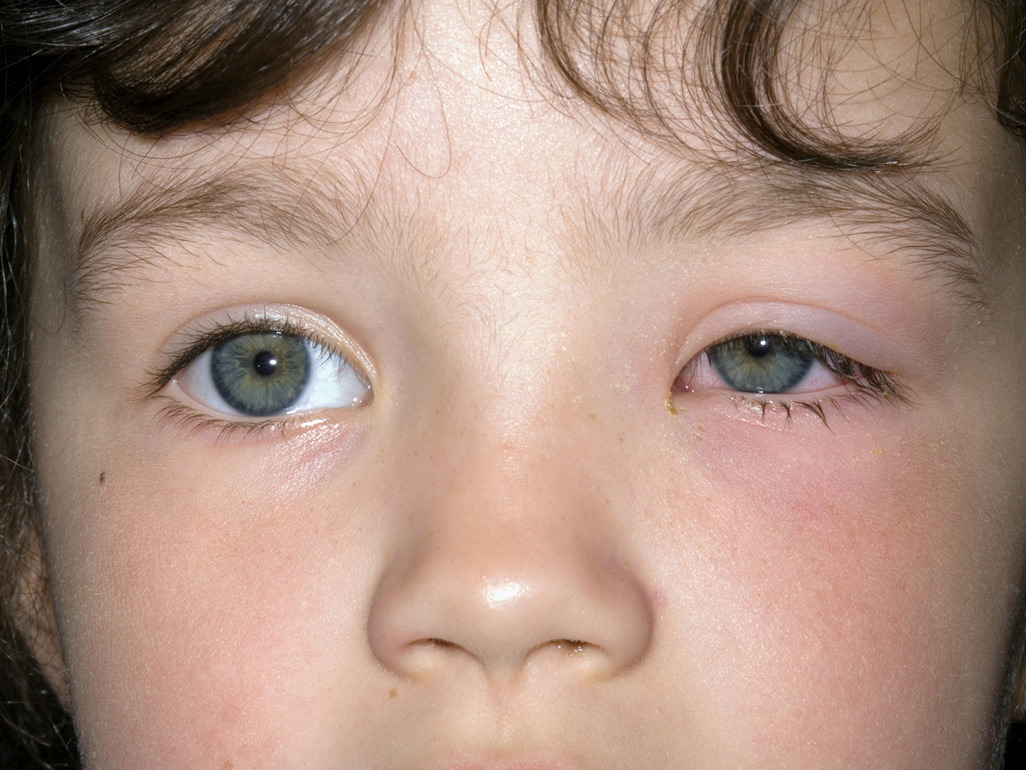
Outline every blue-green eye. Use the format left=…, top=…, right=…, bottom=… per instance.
left=706, top=334, right=815, bottom=394
left=673, top=331, right=877, bottom=398
left=177, top=331, right=370, bottom=418
left=673, top=329, right=908, bottom=416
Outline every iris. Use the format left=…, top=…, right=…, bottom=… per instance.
left=707, top=334, right=815, bottom=393
left=211, top=332, right=311, bottom=416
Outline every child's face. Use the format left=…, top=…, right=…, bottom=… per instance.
left=24, top=0, right=1026, bottom=767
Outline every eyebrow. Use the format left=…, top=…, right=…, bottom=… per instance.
left=71, top=155, right=984, bottom=312
left=585, top=160, right=984, bottom=307
left=72, top=164, right=373, bottom=308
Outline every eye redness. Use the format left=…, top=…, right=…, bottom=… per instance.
left=673, top=331, right=906, bottom=406
left=147, top=315, right=372, bottom=430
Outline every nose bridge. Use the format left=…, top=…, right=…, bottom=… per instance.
left=366, top=406, right=653, bottom=681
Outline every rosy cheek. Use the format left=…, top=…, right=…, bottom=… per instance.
left=43, top=423, right=379, bottom=766
left=655, top=404, right=1014, bottom=760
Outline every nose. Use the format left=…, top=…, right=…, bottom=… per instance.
left=366, top=437, right=654, bottom=681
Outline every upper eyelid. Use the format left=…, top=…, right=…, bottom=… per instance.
left=672, top=297, right=942, bottom=382
left=706, top=329, right=814, bottom=350
left=689, top=327, right=886, bottom=377
left=700, top=330, right=829, bottom=362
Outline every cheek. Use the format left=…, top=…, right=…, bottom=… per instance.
left=35, top=419, right=385, bottom=767
left=653, top=404, right=1022, bottom=762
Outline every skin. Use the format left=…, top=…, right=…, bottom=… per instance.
left=22, top=0, right=1026, bottom=767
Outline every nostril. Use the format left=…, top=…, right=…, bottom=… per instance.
left=533, top=639, right=615, bottom=677
left=412, top=638, right=459, bottom=650
left=554, top=639, right=590, bottom=655
left=415, top=637, right=594, bottom=655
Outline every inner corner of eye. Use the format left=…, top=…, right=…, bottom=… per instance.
left=671, top=359, right=699, bottom=394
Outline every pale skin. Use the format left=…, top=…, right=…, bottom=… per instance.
left=20, top=0, right=1026, bottom=767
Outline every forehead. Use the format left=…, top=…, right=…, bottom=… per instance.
left=50, top=0, right=993, bottom=176
left=40, top=0, right=1022, bottom=318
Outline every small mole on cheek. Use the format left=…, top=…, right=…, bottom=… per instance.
left=221, top=760, right=234, bottom=770
left=98, top=471, right=105, bottom=485
left=389, top=688, right=398, bottom=699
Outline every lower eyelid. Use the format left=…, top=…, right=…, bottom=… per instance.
left=151, top=397, right=310, bottom=442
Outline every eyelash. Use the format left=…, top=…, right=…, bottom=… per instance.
left=145, top=315, right=348, bottom=440
left=148, top=319, right=908, bottom=439
left=151, top=400, right=299, bottom=441
left=674, top=330, right=910, bottom=426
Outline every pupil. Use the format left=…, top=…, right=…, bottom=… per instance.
left=746, top=336, right=771, bottom=358
left=253, top=350, right=278, bottom=377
